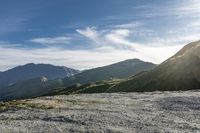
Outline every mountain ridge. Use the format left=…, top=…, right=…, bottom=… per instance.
left=62, top=58, right=156, bottom=85
left=0, top=59, right=156, bottom=101
left=0, top=63, right=80, bottom=87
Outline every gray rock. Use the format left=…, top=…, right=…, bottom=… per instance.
left=0, top=90, right=200, bottom=133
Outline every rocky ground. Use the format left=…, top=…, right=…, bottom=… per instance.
left=0, top=90, right=200, bottom=133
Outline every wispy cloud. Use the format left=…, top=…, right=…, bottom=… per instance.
left=0, top=46, right=134, bottom=71
left=173, top=0, right=200, bottom=17
left=30, top=36, right=72, bottom=45
left=111, top=22, right=143, bottom=29
left=0, top=44, right=183, bottom=71
left=0, top=17, right=28, bottom=35
left=76, top=27, right=134, bottom=49
left=0, top=41, right=22, bottom=48
left=76, top=27, right=100, bottom=43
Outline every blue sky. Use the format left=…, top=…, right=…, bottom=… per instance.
left=0, top=0, right=200, bottom=71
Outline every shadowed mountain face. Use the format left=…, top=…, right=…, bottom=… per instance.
left=0, top=63, right=80, bottom=87
left=0, top=59, right=156, bottom=101
left=0, top=77, right=65, bottom=101
left=108, top=40, right=200, bottom=92
left=43, top=59, right=156, bottom=96
left=62, top=59, right=156, bottom=86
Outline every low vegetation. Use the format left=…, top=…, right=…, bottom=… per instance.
left=0, top=100, right=55, bottom=111
left=44, top=79, right=123, bottom=96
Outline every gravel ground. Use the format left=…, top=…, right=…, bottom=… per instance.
left=0, top=90, right=200, bottom=133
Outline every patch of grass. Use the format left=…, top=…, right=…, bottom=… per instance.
left=44, top=79, right=124, bottom=96
left=0, top=100, right=55, bottom=111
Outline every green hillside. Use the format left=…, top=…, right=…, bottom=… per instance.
left=108, top=40, right=200, bottom=92
left=62, top=59, right=156, bottom=86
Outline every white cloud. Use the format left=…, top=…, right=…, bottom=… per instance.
left=143, top=34, right=200, bottom=47
left=76, top=26, right=186, bottom=50
left=111, top=22, right=143, bottom=29
left=0, top=39, right=184, bottom=72
left=73, top=26, right=190, bottom=65
left=0, top=23, right=187, bottom=71
left=76, top=27, right=100, bottom=43
left=105, top=29, right=131, bottom=45
left=76, top=27, right=135, bottom=49
left=30, top=36, right=71, bottom=44
left=174, top=0, right=200, bottom=16
left=0, top=46, right=137, bottom=71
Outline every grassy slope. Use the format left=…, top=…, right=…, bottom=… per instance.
left=44, top=79, right=123, bottom=96
left=61, top=59, right=156, bottom=86
left=108, top=41, right=200, bottom=92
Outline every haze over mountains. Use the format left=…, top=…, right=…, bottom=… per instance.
left=0, top=63, right=80, bottom=87
left=0, top=59, right=156, bottom=101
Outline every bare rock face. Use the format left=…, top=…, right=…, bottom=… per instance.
left=0, top=91, right=200, bottom=133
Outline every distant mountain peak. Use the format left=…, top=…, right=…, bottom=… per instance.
left=118, top=58, right=142, bottom=63
left=119, top=58, right=156, bottom=64
left=25, top=63, right=35, bottom=65
left=0, top=63, right=80, bottom=87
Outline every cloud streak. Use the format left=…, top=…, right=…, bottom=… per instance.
left=0, top=17, right=28, bottom=35
left=76, top=27, right=100, bottom=43
left=30, top=36, right=72, bottom=45
left=76, top=27, right=135, bottom=49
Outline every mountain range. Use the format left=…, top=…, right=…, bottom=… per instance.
left=0, top=63, right=80, bottom=87
left=0, top=59, right=156, bottom=101
left=1, top=40, right=199, bottom=101
left=48, top=40, right=200, bottom=95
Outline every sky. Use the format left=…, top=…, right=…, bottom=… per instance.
left=0, top=0, right=200, bottom=71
